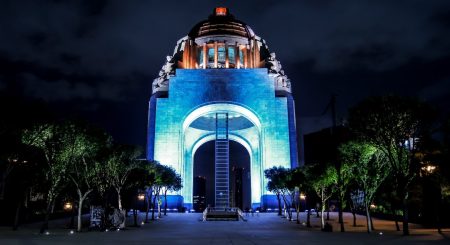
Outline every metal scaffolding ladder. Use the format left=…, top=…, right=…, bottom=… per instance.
left=215, top=112, right=229, bottom=208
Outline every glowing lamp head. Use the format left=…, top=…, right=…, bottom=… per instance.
left=138, top=193, right=145, bottom=201
left=64, top=202, right=73, bottom=211
left=215, top=7, right=227, bottom=16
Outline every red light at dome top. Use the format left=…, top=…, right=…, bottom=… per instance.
left=215, top=7, right=227, bottom=16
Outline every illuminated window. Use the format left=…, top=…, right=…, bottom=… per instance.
left=198, top=49, right=204, bottom=65
left=218, top=47, right=226, bottom=65
left=208, top=48, right=214, bottom=63
left=239, top=49, right=244, bottom=66
left=228, top=47, right=235, bottom=64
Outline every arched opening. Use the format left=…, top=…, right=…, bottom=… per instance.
left=193, top=140, right=251, bottom=212
left=181, top=103, right=263, bottom=208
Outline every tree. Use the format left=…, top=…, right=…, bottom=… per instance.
left=339, top=141, right=390, bottom=233
left=265, top=166, right=294, bottom=219
left=160, top=166, right=182, bottom=216
left=104, top=145, right=142, bottom=212
left=141, top=160, right=159, bottom=222
left=66, top=122, right=111, bottom=232
left=349, top=95, right=435, bottom=235
left=288, top=168, right=306, bottom=224
left=22, top=122, right=72, bottom=233
left=334, top=158, right=354, bottom=232
left=264, top=166, right=285, bottom=216
left=307, top=164, right=337, bottom=229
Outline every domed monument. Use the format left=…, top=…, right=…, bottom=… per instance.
left=147, top=8, right=298, bottom=210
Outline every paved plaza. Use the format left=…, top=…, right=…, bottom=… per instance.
left=0, top=212, right=448, bottom=244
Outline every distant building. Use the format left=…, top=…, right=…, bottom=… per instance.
left=303, top=125, right=351, bottom=166
left=193, top=176, right=206, bottom=212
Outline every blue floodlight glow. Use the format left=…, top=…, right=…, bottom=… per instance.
left=148, top=69, right=297, bottom=209
left=147, top=9, right=299, bottom=210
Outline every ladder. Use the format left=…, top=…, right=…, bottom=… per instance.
left=215, top=113, right=229, bottom=208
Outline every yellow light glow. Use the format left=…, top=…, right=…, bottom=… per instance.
left=64, top=202, right=73, bottom=211
left=138, top=193, right=145, bottom=201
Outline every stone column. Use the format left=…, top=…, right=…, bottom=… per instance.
left=203, top=43, right=207, bottom=69
left=214, top=41, right=218, bottom=68
left=225, top=43, right=229, bottom=68
left=235, top=44, right=240, bottom=69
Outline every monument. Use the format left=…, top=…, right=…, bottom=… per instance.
left=147, top=7, right=298, bottom=210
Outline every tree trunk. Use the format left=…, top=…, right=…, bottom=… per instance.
left=352, top=210, right=357, bottom=227
left=133, top=209, right=138, bottom=227
left=365, top=202, right=372, bottom=233
left=77, top=190, right=92, bottom=232
left=117, top=188, right=122, bottom=211
left=13, top=200, right=21, bottom=230
left=306, top=199, right=311, bottom=227
left=402, top=195, right=409, bottom=235
left=69, top=206, right=75, bottom=229
left=151, top=193, right=158, bottom=220
left=320, top=189, right=325, bottom=229
left=370, top=213, right=375, bottom=231
left=338, top=195, right=345, bottom=232
left=276, top=193, right=282, bottom=216
left=164, top=190, right=168, bottom=216
left=321, top=205, right=325, bottom=229
left=145, top=189, right=152, bottom=223
left=77, top=197, right=84, bottom=232
left=391, top=206, right=400, bottom=231
left=145, top=198, right=150, bottom=223
left=40, top=201, right=53, bottom=234
left=281, top=195, right=292, bottom=221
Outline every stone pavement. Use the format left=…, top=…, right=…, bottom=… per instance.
left=0, top=212, right=448, bottom=244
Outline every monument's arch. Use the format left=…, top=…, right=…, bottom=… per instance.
left=183, top=103, right=262, bottom=207
left=147, top=8, right=299, bottom=210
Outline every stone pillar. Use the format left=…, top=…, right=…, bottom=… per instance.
left=225, top=43, right=229, bottom=68
left=235, top=44, right=239, bottom=69
left=214, top=41, right=218, bottom=68
left=243, top=47, right=247, bottom=69
left=203, top=43, right=207, bottom=69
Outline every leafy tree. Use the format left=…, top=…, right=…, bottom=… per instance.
left=307, top=164, right=337, bottom=229
left=288, top=168, right=306, bottom=224
left=349, top=95, right=435, bottom=235
left=265, top=166, right=294, bottom=220
left=65, top=122, right=111, bottom=232
left=264, top=166, right=285, bottom=216
left=339, top=141, right=390, bottom=233
left=104, top=145, right=142, bottom=212
left=160, top=166, right=182, bottom=216
left=141, top=160, right=159, bottom=222
left=336, top=158, right=357, bottom=232
left=22, top=122, right=73, bottom=233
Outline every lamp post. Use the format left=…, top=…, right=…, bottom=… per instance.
left=134, top=192, right=145, bottom=226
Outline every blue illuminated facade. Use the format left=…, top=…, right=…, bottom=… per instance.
left=147, top=8, right=298, bottom=210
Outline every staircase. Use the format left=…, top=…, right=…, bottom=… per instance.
left=215, top=113, right=229, bottom=208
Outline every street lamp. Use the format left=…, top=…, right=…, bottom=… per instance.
left=64, top=202, right=73, bottom=211
left=137, top=193, right=145, bottom=201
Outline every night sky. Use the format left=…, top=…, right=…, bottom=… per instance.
left=1, top=0, right=450, bottom=147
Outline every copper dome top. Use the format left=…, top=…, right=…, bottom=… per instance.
left=188, top=7, right=255, bottom=39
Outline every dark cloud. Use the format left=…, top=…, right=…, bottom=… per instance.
left=1, top=0, right=450, bottom=144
